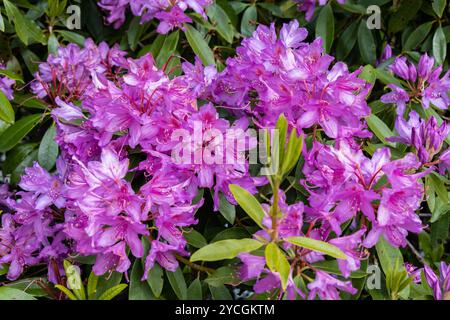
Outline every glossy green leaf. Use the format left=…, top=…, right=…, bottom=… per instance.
left=219, top=193, right=236, bottom=224
left=375, top=236, right=404, bottom=275
left=241, top=5, right=257, bottom=37
left=358, top=19, right=376, bottom=65
left=265, top=242, right=290, bottom=290
left=38, top=125, right=58, bottom=171
left=184, top=228, right=208, bottom=248
left=3, top=0, right=46, bottom=45
left=156, top=31, right=179, bottom=69
left=433, top=26, right=447, bottom=66
left=366, top=114, right=396, bottom=147
left=404, top=22, right=434, bottom=51
left=87, top=272, right=99, bottom=300
left=0, top=91, right=14, bottom=124
left=284, top=236, right=347, bottom=259
left=187, top=278, right=202, bottom=300
left=336, top=20, right=359, bottom=60
left=209, top=284, right=232, bottom=300
left=146, top=263, right=164, bottom=298
left=129, top=260, right=155, bottom=300
left=166, top=267, right=187, bottom=300
left=432, top=0, right=446, bottom=18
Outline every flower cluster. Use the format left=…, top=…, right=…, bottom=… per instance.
left=211, top=21, right=371, bottom=140
left=0, top=64, right=15, bottom=100
left=294, top=0, right=345, bottom=21
left=98, top=0, right=212, bottom=33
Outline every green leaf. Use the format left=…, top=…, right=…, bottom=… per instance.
left=358, top=19, right=376, bottom=65
left=184, top=228, right=208, bottom=248
left=0, top=69, right=23, bottom=83
left=404, top=22, right=434, bottom=51
left=48, top=32, right=59, bottom=54
left=190, top=238, right=263, bottom=262
left=0, top=12, right=4, bottom=32
left=431, top=203, right=450, bottom=223
left=166, top=268, right=187, bottom=300
left=336, top=20, right=359, bottom=60
left=432, top=0, right=446, bottom=17
left=432, top=26, right=447, bottom=66
left=187, top=278, right=202, bottom=300
left=38, top=125, right=58, bottom=171
left=185, top=24, right=215, bottom=66
left=209, top=284, right=232, bottom=300
left=0, top=91, right=14, bottom=125
left=146, top=263, right=164, bottom=298
left=284, top=236, right=347, bottom=259
left=265, top=242, right=290, bottom=290
left=229, top=184, right=265, bottom=229
left=219, top=193, right=236, bottom=224
left=375, top=236, right=404, bottom=275
left=281, top=128, right=303, bottom=176
left=56, top=30, right=86, bottom=46
left=156, top=31, right=179, bottom=69
left=366, top=114, right=395, bottom=147
left=98, top=284, right=127, bottom=300
left=21, top=50, right=40, bottom=75
left=240, top=5, right=257, bottom=37
left=95, top=272, right=123, bottom=299
left=207, top=3, right=235, bottom=43
left=205, top=266, right=241, bottom=287
left=127, top=16, right=144, bottom=51
left=359, top=64, right=377, bottom=84
left=129, top=260, right=155, bottom=300
left=0, top=114, right=42, bottom=153
left=388, top=0, right=423, bottom=34
left=11, top=149, right=37, bottom=185
left=429, top=172, right=449, bottom=204
left=315, top=4, right=334, bottom=53
left=3, top=277, right=50, bottom=297
left=63, top=260, right=86, bottom=300
left=87, top=272, right=99, bottom=300
left=3, top=0, right=46, bottom=45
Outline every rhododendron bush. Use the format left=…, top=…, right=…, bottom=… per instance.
left=0, top=0, right=449, bottom=301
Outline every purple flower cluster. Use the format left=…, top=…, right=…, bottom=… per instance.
left=0, top=165, right=68, bottom=282
left=294, top=0, right=346, bottom=21
left=7, top=38, right=259, bottom=280
left=98, top=0, right=212, bottom=33
left=211, top=21, right=371, bottom=140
